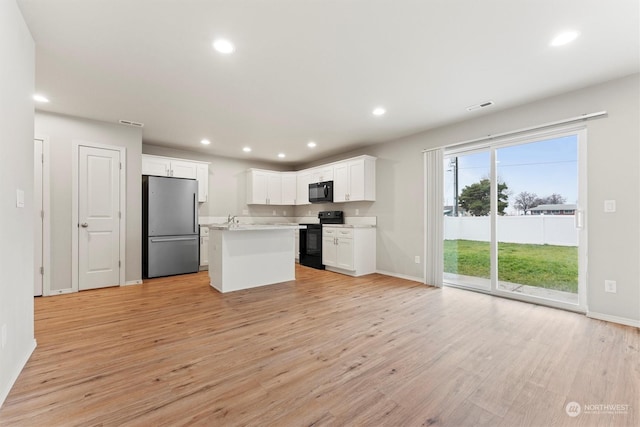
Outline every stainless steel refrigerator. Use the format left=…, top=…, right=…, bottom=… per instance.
left=143, top=175, right=199, bottom=278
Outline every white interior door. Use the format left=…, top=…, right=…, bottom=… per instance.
left=34, top=139, right=43, bottom=296
left=78, top=146, right=121, bottom=290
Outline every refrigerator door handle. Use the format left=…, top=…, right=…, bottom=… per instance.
left=193, top=193, right=197, bottom=233
left=150, top=237, right=198, bottom=243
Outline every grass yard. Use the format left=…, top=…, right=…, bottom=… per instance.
left=444, top=239, right=578, bottom=293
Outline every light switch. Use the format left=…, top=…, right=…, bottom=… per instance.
left=604, top=200, right=616, bottom=213
left=16, top=189, right=25, bottom=208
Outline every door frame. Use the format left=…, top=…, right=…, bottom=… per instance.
left=34, top=136, right=51, bottom=296
left=71, top=140, right=127, bottom=292
left=443, top=124, right=588, bottom=313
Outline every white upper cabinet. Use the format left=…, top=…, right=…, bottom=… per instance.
left=309, top=165, right=334, bottom=183
left=170, top=160, right=198, bottom=179
left=332, top=156, right=376, bottom=202
left=246, top=154, right=375, bottom=206
left=281, top=172, right=297, bottom=205
left=141, top=156, right=171, bottom=177
left=296, top=170, right=311, bottom=205
left=247, top=169, right=283, bottom=205
left=196, top=163, right=209, bottom=203
left=142, top=154, right=209, bottom=202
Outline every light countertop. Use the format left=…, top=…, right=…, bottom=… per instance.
left=208, top=224, right=306, bottom=231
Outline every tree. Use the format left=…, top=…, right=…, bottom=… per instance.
left=458, top=179, right=509, bottom=216
left=537, top=193, right=566, bottom=205
left=514, top=191, right=539, bottom=212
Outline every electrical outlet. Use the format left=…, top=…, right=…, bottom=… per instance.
left=604, top=280, right=617, bottom=293
left=414, top=256, right=420, bottom=264
left=242, top=209, right=249, bottom=215
left=1, top=324, right=7, bottom=349
left=308, top=210, right=311, bottom=216
left=272, top=210, right=276, bottom=216
left=355, top=209, right=359, bottom=215
left=283, top=210, right=287, bottom=216
left=604, top=200, right=616, bottom=213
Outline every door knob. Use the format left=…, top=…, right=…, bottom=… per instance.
left=80, top=223, right=89, bottom=228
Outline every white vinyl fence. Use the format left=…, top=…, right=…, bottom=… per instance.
left=444, top=215, right=577, bottom=246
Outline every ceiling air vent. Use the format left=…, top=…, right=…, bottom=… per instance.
left=466, top=101, right=494, bottom=112
left=119, top=119, right=144, bottom=127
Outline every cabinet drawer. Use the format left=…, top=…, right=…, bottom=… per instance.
left=323, top=227, right=353, bottom=238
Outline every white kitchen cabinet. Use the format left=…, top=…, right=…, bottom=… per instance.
left=171, top=160, right=198, bottom=179
left=296, top=170, right=311, bottom=205
left=142, top=154, right=209, bottom=202
left=309, top=165, right=334, bottom=183
left=246, top=169, right=283, bottom=205
left=196, top=163, right=209, bottom=203
left=322, top=226, right=376, bottom=276
left=200, top=226, right=209, bottom=270
left=281, top=172, right=297, bottom=205
left=142, top=156, right=171, bottom=177
left=333, top=155, right=376, bottom=202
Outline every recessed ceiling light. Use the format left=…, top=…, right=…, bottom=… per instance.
left=550, top=31, right=579, bottom=47
left=278, top=153, right=286, bottom=158
left=243, top=147, right=252, bottom=153
left=307, top=141, right=317, bottom=148
left=200, top=139, right=211, bottom=145
left=372, top=107, right=386, bottom=116
left=33, top=94, right=49, bottom=103
left=213, top=39, right=235, bottom=54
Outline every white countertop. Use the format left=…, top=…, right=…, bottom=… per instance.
left=208, top=224, right=306, bottom=231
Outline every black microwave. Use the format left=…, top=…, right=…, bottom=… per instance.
left=309, top=181, right=333, bottom=203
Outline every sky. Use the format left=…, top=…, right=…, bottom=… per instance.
left=444, top=135, right=578, bottom=215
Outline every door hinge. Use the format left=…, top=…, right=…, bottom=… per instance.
left=41, top=210, right=44, bottom=219
left=118, top=211, right=121, bottom=219
left=40, top=266, right=44, bottom=275
left=119, top=162, right=122, bottom=170
left=41, top=153, right=44, bottom=163
left=118, top=260, right=121, bottom=268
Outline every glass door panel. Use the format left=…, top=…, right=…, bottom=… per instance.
left=443, top=151, right=491, bottom=291
left=495, top=135, right=579, bottom=305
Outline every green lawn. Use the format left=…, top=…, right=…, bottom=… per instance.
left=444, top=239, right=578, bottom=293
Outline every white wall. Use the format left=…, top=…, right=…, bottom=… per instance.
left=35, top=112, right=143, bottom=290
left=297, top=73, right=640, bottom=324
left=0, top=0, right=36, bottom=407
left=444, top=215, right=578, bottom=246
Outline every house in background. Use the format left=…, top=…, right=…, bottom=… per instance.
left=527, top=204, right=577, bottom=215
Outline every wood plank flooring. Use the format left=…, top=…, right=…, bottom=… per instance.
left=1, top=265, right=638, bottom=426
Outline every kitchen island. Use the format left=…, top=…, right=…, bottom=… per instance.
left=207, top=224, right=305, bottom=293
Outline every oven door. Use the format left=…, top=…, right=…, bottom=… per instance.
left=305, top=227, right=322, bottom=255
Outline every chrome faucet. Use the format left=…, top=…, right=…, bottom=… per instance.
left=227, top=214, right=237, bottom=225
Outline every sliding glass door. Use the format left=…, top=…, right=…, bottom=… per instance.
left=443, top=150, right=491, bottom=291
left=443, top=128, right=586, bottom=311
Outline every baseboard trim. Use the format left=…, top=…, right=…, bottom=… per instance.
left=124, top=279, right=143, bottom=286
left=0, top=338, right=36, bottom=409
left=376, top=270, right=425, bottom=284
left=587, top=312, right=640, bottom=328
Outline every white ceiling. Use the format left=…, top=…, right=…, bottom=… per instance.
left=18, top=0, right=639, bottom=165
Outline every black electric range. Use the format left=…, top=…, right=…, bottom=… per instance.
left=299, top=211, right=344, bottom=270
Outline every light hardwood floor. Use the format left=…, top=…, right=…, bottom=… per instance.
left=1, top=265, right=638, bottom=426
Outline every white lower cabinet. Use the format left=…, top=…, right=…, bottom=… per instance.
left=322, top=227, right=376, bottom=276
left=200, top=226, right=209, bottom=270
